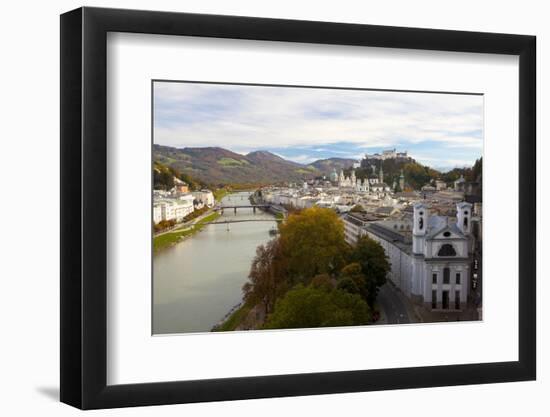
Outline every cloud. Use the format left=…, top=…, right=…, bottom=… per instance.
left=153, top=81, right=483, bottom=167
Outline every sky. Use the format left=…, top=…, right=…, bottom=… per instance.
left=153, top=81, right=483, bottom=171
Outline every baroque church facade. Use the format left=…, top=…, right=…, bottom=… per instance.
left=337, top=166, right=390, bottom=193
left=361, top=201, right=473, bottom=311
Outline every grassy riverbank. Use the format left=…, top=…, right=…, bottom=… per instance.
left=153, top=212, right=221, bottom=253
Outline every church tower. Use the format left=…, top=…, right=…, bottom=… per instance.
left=413, top=203, right=428, bottom=254
left=350, top=170, right=356, bottom=185
left=456, top=202, right=472, bottom=235
left=338, top=170, right=345, bottom=187
left=399, top=169, right=405, bottom=191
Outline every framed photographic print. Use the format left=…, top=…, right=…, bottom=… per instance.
left=60, top=7, right=536, bottom=409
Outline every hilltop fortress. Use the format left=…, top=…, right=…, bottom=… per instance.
left=365, top=148, right=410, bottom=161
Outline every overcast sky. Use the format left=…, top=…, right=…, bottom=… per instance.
left=153, top=81, right=483, bottom=171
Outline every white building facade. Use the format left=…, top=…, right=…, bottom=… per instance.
left=153, top=195, right=195, bottom=224
left=344, top=201, right=473, bottom=311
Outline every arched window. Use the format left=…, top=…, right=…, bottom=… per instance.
left=463, top=217, right=468, bottom=228
left=419, top=217, right=424, bottom=230
left=438, top=244, right=457, bottom=257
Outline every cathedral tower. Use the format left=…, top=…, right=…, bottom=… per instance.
left=413, top=203, right=428, bottom=254
left=456, top=202, right=472, bottom=235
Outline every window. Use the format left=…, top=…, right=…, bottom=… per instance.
left=456, top=273, right=461, bottom=284
left=419, top=217, right=424, bottom=230
left=455, top=291, right=461, bottom=310
left=442, top=290, right=449, bottom=309
left=443, top=267, right=450, bottom=284
left=438, top=244, right=457, bottom=257
left=432, top=290, right=437, bottom=309
left=443, top=231, right=451, bottom=237
left=432, top=273, right=437, bottom=284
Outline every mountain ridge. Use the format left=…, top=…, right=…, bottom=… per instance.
left=153, top=144, right=357, bottom=185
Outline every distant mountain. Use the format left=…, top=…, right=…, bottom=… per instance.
left=309, top=158, right=359, bottom=176
left=153, top=145, right=322, bottom=185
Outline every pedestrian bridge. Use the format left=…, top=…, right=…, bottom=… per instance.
left=213, top=204, right=271, bottom=214
left=209, top=218, right=281, bottom=224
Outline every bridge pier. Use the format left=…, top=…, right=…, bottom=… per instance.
left=253, top=206, right=256, bottom=213
left=234, top=207, right=237, bottom=214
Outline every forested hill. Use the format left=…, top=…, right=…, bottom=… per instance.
left=347, top=156, right=482, bottom=191
left=154, top=145, right=360, bottom=186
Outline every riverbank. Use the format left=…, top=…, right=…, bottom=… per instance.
left=212, top=302, right=253, bottom=331
left=154, top=191, right=278, bottom=334
left=153, top=211, right=221, bottom=253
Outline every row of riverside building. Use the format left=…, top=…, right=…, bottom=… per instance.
left=153, top=189, right=215, bottom=224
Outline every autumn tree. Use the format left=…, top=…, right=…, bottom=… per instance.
left=278, top=207, right=349, bottom=283
left=348, top=236, right=391, bottom=307
left=242, top=239, right=288, bottom=316
left=263, top=284, right=371, bottom=329
left=310, top=273, right=334, bottom=291
left=337, top=262, right=368, bottom=300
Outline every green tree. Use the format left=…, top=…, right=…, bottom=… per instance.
left=337, top=277, right=361, bottom=296
left=403, top=162, right=434, bottom=190
left=468, top=157, right=482, bottom=182
left=263, top=284, right=371, bottom=329
left=349, top=236, right=391, bottom=307
left=278, top=207, right=348, bottom=283
left=338, top=262, right=368, bottom=300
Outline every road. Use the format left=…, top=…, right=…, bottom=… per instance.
left=377, top=283, right=411, bottom=324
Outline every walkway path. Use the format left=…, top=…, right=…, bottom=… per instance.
left=154, top=209, right=214, bottom=237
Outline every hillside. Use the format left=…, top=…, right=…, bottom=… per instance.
left=153, top=145, right=321, bottom=185
left=309, top=158, right=358, bottom=176
left=154, top=145, right=480, bottom=190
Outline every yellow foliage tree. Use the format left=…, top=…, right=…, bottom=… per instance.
left=278, top=207, right=348, bottom=283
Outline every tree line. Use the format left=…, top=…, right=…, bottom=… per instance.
left=242, top=207, right=390, bottom=329
left=153, top=161, right=207, bottom=191
left=348, top=156, right=482, bottom=191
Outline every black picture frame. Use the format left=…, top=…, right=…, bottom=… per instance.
left=60, top=6, right=536, bottom=410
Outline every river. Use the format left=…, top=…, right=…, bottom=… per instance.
left=153, top=192, right=277, bottom=334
